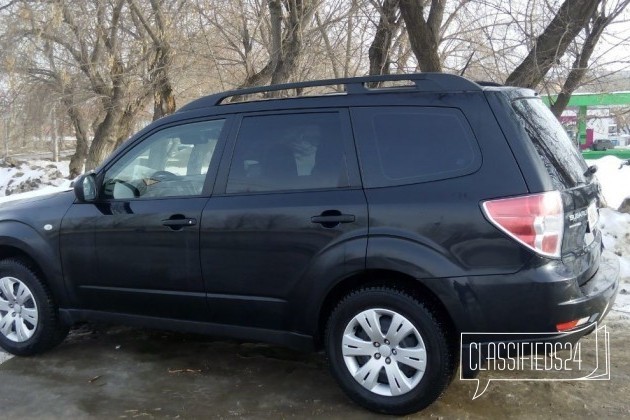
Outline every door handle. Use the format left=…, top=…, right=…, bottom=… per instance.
left=162, top=216, right=197, bottom=229
left=311, top=210, right=355, bottom=228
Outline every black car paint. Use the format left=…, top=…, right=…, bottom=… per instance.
left=0, top=82, right=619, bottom=358
left=0, top=191, right=75, bottom=307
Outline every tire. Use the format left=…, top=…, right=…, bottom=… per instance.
left=325, top=287, right=455, bottom=415
left=0, top=259, right=69, bottom=356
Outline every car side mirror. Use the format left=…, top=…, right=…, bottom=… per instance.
left=74, top=173, right=97, bottom=202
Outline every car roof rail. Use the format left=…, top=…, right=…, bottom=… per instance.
left=178, top=73, right=483, bottom=111
left=475, top=81, right=503, bottom=87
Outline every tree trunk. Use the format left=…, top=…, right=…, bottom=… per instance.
left=126, top=0, right=177, bottom=121
left=85, top=102, right=124, bottom=171
left=368, top=0, right=400, bottom=83
left=236, top=0, right=314, bottom=97
left=114, top=104, right=143, bottom=149
left=150, top=43, right=177, bottom=120
left=269, top=0, right=312, bottom=89
left=153, top=77, right=176, bottom=121
left=505, top=0, right=601, bottom=89
left=66, top=104, right=89, bottom=178
left=51, top=105, right=59, bottom=162
left=85, top=131, right=118, bottom=171
left=399, top=0, right=444, bottom=72
left=550, top=19, right=607, bottom=117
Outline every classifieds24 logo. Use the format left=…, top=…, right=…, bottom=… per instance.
left=460, top=324, right=610, bottom=399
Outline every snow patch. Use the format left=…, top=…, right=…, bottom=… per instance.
left=599, top=208, right=630, bottom=315
left=0, top=158, right=72, bottom=204
left=586, top=156, right=630, bottom=209
left=0, top=351, right=12, bottom=365
left=584, top=157, right=630, bottom=316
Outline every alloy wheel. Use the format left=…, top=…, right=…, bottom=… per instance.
left=342, top=308, right=427, bottom=397
left=0, top=276, right=39, bottom=342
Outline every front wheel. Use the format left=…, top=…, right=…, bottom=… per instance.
left=0, top=259, right=68, bottom=356
left=325, top=287, right=455, bottom=415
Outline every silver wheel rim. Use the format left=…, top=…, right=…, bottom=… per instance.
left=0, top=276, right=38, bottom=342
left=342, top=308, right=427, bottom=397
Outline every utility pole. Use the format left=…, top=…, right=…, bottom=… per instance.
left=3, top=115, right=8, bottom=159
left=51, top=104, right=59, bottom=162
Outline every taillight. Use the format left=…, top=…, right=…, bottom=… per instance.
left=481, top=191, right=564, bottom=258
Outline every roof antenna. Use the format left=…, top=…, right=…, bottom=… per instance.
left=460, top=51, right=475, bottom=77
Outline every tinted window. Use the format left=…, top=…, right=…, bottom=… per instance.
left=226, top=113, right=349, bottom=193
left=352, top=107, right=480, bottom=187
left=103, top=120, right=224, bottom=199
left=512, top=98, right=588, bottom=188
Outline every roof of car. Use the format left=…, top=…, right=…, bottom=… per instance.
left=178, top=73, right=488, bottom=112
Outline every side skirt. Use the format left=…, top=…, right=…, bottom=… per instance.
left=59, top=309, right=314, bottom=352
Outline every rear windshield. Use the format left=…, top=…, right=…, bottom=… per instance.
left=512, top=98, right=588, bottom=188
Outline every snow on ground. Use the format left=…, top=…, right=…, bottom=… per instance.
left=0, top=158, right=72, bottom=204
left=587, top=156, right=630, bottom=209
left=0, top=351, right=11, bottom=365
left=600, top=208, right=630, bottom=317
left=587, top=157, right=630, bottom=318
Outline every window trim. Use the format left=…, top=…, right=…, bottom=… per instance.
left=350, top=106, right=482, bottom=189
left=213, top=108, right=362, bottom=196
left=93, top=116, right=233, bottom=202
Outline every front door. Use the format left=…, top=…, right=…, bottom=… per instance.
left=60, top=118, right=227, bottom=321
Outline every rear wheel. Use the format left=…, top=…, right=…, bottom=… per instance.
left=0, top=259, right=68, bottom=356
left=325, top=287, right=454, bottom=415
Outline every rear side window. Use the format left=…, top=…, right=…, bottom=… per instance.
left=351, top=107, right=481, bottom=188
left=512, top=98, right=588, bottom=188
left=226, top=113, right=350, bottom=194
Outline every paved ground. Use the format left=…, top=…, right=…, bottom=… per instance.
left=0, top=312, right=628, bottom=419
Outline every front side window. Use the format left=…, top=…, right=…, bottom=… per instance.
left=103, top=120, right=224, bottom=199
left=226, top=113, right=349, bottom=194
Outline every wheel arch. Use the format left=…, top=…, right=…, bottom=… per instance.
left=314, top=269, right=460, bottom=350
left=0, top=222, right=68, bottom=307
left=0, top=244, right=47, bottom=282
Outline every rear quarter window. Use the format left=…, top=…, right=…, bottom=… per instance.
left=512, top=98, right=588, bottom=189
left=351, top=107, right=481, bottom=188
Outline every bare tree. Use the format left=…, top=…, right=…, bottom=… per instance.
left=368, top=0, right=401, bottom=78
left=398, top=0, right=445, bottom=72
left=243, top=0, right=318, bottom=91
left=1, top=0, right=163, bottom=172
left=505, top=0, right=602, bottom=88
left=550, top=0, right=630, bottom=116
left=314, top=0, right=363, bottom=80
left=127, top=0, right=179, bottom=120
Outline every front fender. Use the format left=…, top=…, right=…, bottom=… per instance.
left=0, top=221, right=68, bottom=306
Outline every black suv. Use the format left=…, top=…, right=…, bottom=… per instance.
left=0, top=74, right=619, bottom=414
left=592, top=139, right=614, bottom=151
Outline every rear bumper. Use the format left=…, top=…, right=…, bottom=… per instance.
left=424, top=250, right=619, bottom=376
left=461, top=252, right=619, bottom=378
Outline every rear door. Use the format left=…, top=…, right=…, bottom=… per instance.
left=199, top=109, right=368, bottom=331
